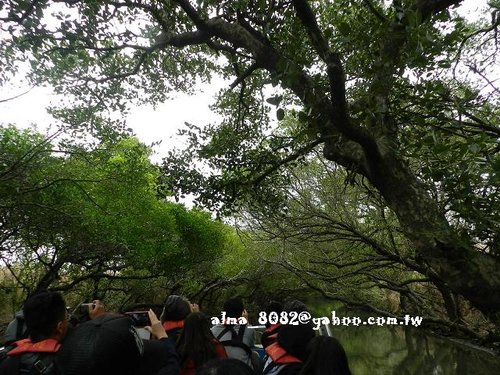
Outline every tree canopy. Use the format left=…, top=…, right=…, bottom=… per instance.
left=1, top=0, right=499, bottom=332
left=0, top=125, right=231, bottom=310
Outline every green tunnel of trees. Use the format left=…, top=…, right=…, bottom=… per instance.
left=0, top=0, right=499, bottom=348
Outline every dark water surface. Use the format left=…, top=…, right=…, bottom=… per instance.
left=331, top=325, right=500, bottom=374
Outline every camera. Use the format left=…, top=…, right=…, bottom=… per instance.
left=73, top=303, right=95, bottom=323
left=124, top=311, right=151, bottom=327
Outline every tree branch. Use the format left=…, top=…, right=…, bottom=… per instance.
left=0, top=87, right=35, bottom=103
left=292, top=0, right=381, bottom=165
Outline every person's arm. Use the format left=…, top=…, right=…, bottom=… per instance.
left=88, top=300, right=105, bottom=320
left=155, top=339, right=180, bottom=375
left=142, top=310, right=180, bottom=375
left=190, top=303, right=199, bottom=313
left=145, top=310, right=167, bottom=340
left=242, top=309, right=249, bottom=325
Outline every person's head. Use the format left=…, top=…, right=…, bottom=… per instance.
left=177, top=312, right=217, bottom=367
left=283, top=299, right=308, bottom=313
left=23, top=291, right=68, bottom=342
left=160, top=295, right=192, bottom=323
left=223, top=296, right=244, bottom=319
left=299, top=336, right=351, bottom=375
left=264, top=300, right=283, bottom=327
left=277, top=323, right=315, bottom=362
left=196, top=358, right=256, bottom=375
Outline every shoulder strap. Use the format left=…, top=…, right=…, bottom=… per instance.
left=16, top=353, right=56, bottom=375
left=15, top=317, right=26, bottom=341
left=30, top=353, right=55, bottom=375
left=236, top=325, right=246, bottom=341
left=215, top=326, right=235, bottom=341
left=217, top=325, right=252, bottom=356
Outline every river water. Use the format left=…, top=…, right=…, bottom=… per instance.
left=301, top=303, right=500, bottom=374
left=330, top=324, right=500, bottom=374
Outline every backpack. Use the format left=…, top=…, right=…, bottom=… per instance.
left=216, top=325, right=262, bottom=374
left=3, top=314, right=28, bottom=346
left=216, top=325, right=251, bottom=355
left=0, top=344, right=15, bottom=366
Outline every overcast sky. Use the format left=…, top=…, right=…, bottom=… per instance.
left=0, top=79, right=227, bottom=163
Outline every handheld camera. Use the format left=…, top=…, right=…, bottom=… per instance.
left=124, top=311, right=151, bottom=327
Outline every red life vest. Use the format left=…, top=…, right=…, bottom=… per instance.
left=162, top=320, right=184, bottom=332
left=262, top=323, right=281, bottom=349
left=265, top=342, right=301, bottom=364
left=265, top=323, right=281, bottom=340
left=7, top=338, right=61, bottom=356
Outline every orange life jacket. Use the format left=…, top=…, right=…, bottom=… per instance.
left=265, top=342, right=301, bottom=364
left=7, top=338, right=61, bottom=356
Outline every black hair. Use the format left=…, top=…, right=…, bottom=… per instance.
left=277, top=323, right=315, bottom=362
left=177, top=312, right=218, bottom=368
left=223, top=296, right=244, bottom=319
left=264, top=300, right=283, bottom=328
left=161, top=295, right=191, bottom=322
left=299, top=336, right=352, bottom=375
left=196, top=358, right=256, bottom=375
left=283, top=299, right=308, bottom=313
left=23, top=291, right=66, bottom=342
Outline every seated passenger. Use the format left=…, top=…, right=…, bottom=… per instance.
left=298, top=336, right=351, bottom=375
left=261, top=299, right=307, bottom=351
left=211, top=297, right=257, bottom=370
left=177, top=312, right=226, bottom=375
left=0, top=291, right=70, bottom=375
left=57, top=310, right=180, bottom=375
left=196, top=358, right=256, bottom=375
left=260, top=301, right=283, bottom=349
left=161, top=295, right=193, bottom=343
left=262, top=323, right=315, bottom=375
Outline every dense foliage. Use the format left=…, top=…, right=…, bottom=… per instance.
left=0, top=125, right=231, bottom=311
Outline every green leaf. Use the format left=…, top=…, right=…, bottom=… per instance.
left=276, top=108, right=285, bottom=121
left=266, top=95, right=283, bottom=106
left=337, top=22, right=351, bottom=35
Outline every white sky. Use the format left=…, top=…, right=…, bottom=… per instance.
left=0, top=81, right=225, bottom=163
left=0, top=0, right=491, bottom=164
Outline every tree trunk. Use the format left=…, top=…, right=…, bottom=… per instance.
left=359, top=150, right=500, bottom=324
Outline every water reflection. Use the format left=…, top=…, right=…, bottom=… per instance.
left=331, top=325, right=500, bottom=374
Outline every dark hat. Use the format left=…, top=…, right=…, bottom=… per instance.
left=162, top=295, right=191, bottom=321
left=57, top=314, right=143, bottom=375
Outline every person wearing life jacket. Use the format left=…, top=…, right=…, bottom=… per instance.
left=261, top=299, right=308, bottom=351
left=262, top=323, right=315, bottom=375
left=0, top=291, right=70, bottom=375
left=211, top=297, right=257, bottom=371
left=160, top=295, right=195, bottom=343
left=177, top=312, right=227, bottom=375
left=261, top=301, right=284, bottom=349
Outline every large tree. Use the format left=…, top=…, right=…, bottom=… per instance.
left=1, top=0, right=499, bottom=325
